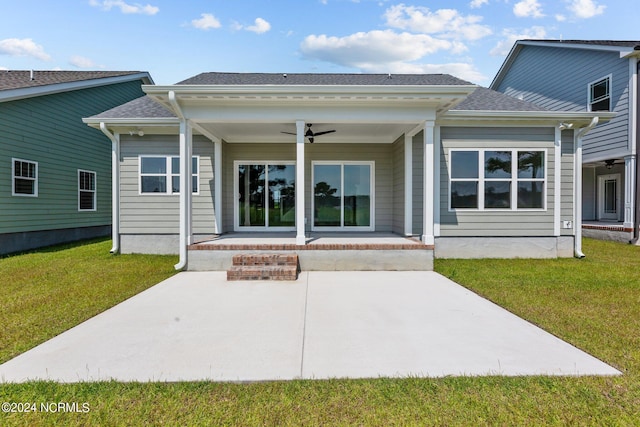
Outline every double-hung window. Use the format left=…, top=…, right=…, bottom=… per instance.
left=78, top=170, right=96, bottom=211
left=588, top=75, right=611, bottom=112
left=12, top=158, right=38, bottom=197
left=140, top=156, right=199, bottom=195
left=450, top=149, right=545, bottom=210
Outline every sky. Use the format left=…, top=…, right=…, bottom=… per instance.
left=0, top=0, right=637, bottom=86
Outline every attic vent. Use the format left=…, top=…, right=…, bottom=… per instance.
left=283, top=73, right=287, bottom=78
left=30, top=70, right=34, bottom=81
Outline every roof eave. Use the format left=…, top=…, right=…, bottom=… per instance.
left=1, top=72, right=153, bottom=103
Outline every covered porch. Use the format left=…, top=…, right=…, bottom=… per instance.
left=139, top=79, right=476, bottom=270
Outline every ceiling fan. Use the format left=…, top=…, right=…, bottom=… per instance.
left=281, top=123, right=336, bottom=143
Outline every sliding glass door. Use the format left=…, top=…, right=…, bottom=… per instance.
left=236, top=162, right=295, bottom=230
left=312, top=162, right=374, bottom=231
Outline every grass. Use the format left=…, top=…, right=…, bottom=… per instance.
left=1, top=238, right=639, bottom=425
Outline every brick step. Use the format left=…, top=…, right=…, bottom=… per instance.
left=231, top=253, right=298, bottom=267
left=227, top=265, right=298, bottom=281
left=227, top=253, right=299, bottom=280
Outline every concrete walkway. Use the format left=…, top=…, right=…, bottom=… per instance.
left=0, top=271, right=620, bottom=383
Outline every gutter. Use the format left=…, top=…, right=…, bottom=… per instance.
left=99, top=122, right=120, bottom=254
left=574, top=117, right=600, bottom=258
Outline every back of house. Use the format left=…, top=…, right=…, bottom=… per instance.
left=491, top=40, right=640, bottom=241
left=0, top=70, right=153, bottom=255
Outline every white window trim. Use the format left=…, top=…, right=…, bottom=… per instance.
left=311, top=160, right=375, bottom=232
left=587, top=74, right=612, bottom=112
left=138, top=155, right=200, bottom=196
left=11, top=158, right=38, bottom=197
left=448, top=148, right=547, bottom=212
left=233, top=161, right=296, bottom=232
left=78, top=169, right=97, bottom=212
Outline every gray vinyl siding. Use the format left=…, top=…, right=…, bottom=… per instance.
left=391, top=135, right=404, bottom=235
left=439, top=127, right=558, bottom=237
left=222, top=142, right=394, bottom=232
left=0, top=80, right=145, bottom=234
left=119, top=135, right=216, bottom=234
left=561, top=130, right=575, bottom=235
left=495, top=45, right=631, bottom=159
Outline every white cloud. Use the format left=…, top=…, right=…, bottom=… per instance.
left=89, top=0, right=158, bottom=15
left=383, top=4, right=492, bottom=41
left=513, top=0, right=545, bottom=18
left=567, top=0, right=605, bottom=18
left=301, top=30, right=458, bottom=67
left=191, top=13, right=221, bottom=30
left=470, top=0, right=489, bottom=8
left=555, top=14, right=567, bottom=21
left=245, top=18, right=271, bottom=34
left=490, top=26, right=547, bottom=56
left=0, top=38, right=51, bottom=61
left=69, top=55, right=100, bottom=68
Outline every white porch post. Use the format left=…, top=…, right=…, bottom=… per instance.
left=624, top=155, right=636, bottom=228
left=295, top=120, right=306, bottom=245
left=404, top=133, right=413, bottom=236
left=214, top=140, right=222, bottom=234
left=422, top=120, right=435, bottom=245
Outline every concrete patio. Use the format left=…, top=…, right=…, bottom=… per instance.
left=0, top=271, right=620, bottom=383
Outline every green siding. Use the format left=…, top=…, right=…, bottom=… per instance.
left=0, top=80, right=146, bottom=233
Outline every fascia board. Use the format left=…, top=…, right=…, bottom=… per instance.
left=143, top=84, right=477, bottom=98
left=0, top=72, right=153, bottom=103
left=83, top=117, right=180, bottom=128
left=517, top=40, right=633, bottom=54
left=490, top=43, right=524, bottom=90
left=441, top=110, right=616, bottom=125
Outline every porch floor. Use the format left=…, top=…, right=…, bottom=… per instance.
left=582, top=221, right=632, bottom=232
left=190, top=232, right=428, bottom=250
left=188, top=233, right=433, bottom=271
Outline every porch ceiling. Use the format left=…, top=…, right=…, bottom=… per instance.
left=197, top=122, right=417, bottom=144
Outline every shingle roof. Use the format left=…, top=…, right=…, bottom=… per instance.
left=522, top=39, right=640, bottom=49
left=0, top=70, right=147, bottom=91
left=177, top=72, right=474, bottom=86
left=453, top=87, right=547, bottom=111
left=91, top=95, right=175, bottom=119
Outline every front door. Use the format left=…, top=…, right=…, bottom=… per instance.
left=598, top=174, right=620, bottom=221
left=235, top=162, right=296, bottom=230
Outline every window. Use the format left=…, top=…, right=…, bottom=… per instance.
left=12, top=158, right=38, bottom=197
left=588, top=75, right=611, bottom=112
left=450, top=149, right=545, bottom=210
left=78, top=170, right=96, bottom=211
left=312, top=161, right=374, bottom=230
left=139, top=156, right=199, bottom=195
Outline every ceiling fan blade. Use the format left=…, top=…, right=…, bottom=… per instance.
left=280, top=131, right=297, bottom=135
left=313, top=130, right=336, bottom=136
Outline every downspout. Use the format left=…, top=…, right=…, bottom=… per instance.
left=100, top=122, right=120, bottom=254
left=169, top=91, right=189, bottom=270
left=574, top=117, right=599, bottom=258
left=632, top=57, right=640, bottom=243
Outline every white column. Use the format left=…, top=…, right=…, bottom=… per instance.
left=422, top=120, right=435, bottom=245
left=554, top=126, right=562, bottom=236
left=404, top=133, right=413, bottom=236
left=295, top=120, right=306, bottom=245
left=214, top=140, right=222, bottom=234
left=624, top=155, right=636, bottom=228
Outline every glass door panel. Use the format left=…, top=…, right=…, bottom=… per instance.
left=313, top=165, right=342, bottom=227
left=604, top=179, right=617, bottom=214
left=268, top=165, right=296, bottom=227
left=343, top=164, right=371, bottom=226
left=238, top=164, right=266, bottom=227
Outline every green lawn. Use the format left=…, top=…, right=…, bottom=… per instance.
left=1, top=238, right=639, bottom=426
